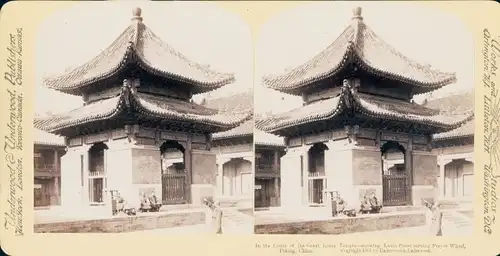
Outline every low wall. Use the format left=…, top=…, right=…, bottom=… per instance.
left=254, top=212, right=426, bottom=235
left=34, top=211, right=206, bottom=233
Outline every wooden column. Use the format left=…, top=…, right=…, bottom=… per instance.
left=273, top=151, right=279, bottom=172
left=185, top=135, right=193, bottom=204
left=53, top=149, right=60, bottom=205
left=273, top=150, right=280, bottom=206
left=439, top=162, right=445, bottom=198
left=405, top=139, right=413, bottom=205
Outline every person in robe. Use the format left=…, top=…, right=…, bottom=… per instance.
left=116, top=192, right=125, bottom=213
left=360, top=196, right=371, bottom=214
left=203, top=198, right=223, bottom=234
left=140, top=192, right=151, bottom=212
left=424, top=200, right=443, bottom=236
left=212, top=200, right=223, bottom=234
left=148, top=191, right=161, bottom=212
left=336, top=194, right=346, bottom=215
left=368, top=192, right=382, bottom=213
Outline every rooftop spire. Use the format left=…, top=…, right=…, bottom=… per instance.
left=131, top=7, right=143, bottom=22
left=352, top=6, right=363, bottom=21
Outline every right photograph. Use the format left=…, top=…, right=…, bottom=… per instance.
left=253, top=3, right=475, bottom=236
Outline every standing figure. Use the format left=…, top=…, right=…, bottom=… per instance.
left=212, top=200, right=223, bottom=234
left=204, top=198, right=223, bottom=234
left=424, top=200, right=443, bottom=236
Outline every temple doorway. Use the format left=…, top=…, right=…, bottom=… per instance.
left=381, top=141, right=409, bottom=206
left=160, top=141, right=189, bottom=205
left=307, top=143, right=328, bottom=205
left=222, top=158, right=252, bottom=197
left=444, top=159, right=474, bottom=199
left=88, top=143, right=108, bottom=204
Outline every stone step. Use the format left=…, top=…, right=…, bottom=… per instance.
left=441, top=211, right=472, bottom=233
left=222, top=209, right=253, bottom=230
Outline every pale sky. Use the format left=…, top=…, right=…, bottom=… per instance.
left=255, top=2, right=474, bottom=114
left=35, top=1, right=252, bottom=115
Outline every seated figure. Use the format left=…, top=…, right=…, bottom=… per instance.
left=148, top=191, right=162, bottom=212
left=360, top=196, right=371, bottom=214
left=369, top=192, right=382, bottom=213
left=336, top=195, right=346, bottom=214
left=336, top=194, right=356, bottom=217
left=116, top=194, right=125, bottom=212
left=140, top=193, right=151, bottom=212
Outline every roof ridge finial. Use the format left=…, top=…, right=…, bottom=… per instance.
left=131, top=7, right=143, bottom=23
left=352, top=6, right=363, bottom=20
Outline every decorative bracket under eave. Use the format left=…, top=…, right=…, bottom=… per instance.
left=344, top=124, right=360, bottom=145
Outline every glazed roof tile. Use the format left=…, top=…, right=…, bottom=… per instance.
left=434, top=119, right=474, bottom=140
left=256, top=90, right=473, bottom=135
left=263, top=7, right=456, bottom=94
left=44, top=8, right=234, bottom=95
left=423, top=92, right=475, bottom=140
left=254, top=129, right=285, bottom=147
left=357, top=95, right=472, bottom=126
left=207, top=91, right=254, bottom=140
left=204, top=91, right=253, bottom=114
left=212, top=119, right=254, bottom=140
left=34, top=96, right=123, bottom=132
left=255, top=97, right=343, bottom=132
left=34, top=129, right=66, bottom=147
left=34, top=91, right=251, bottom=135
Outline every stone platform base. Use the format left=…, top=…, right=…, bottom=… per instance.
left=34, top=210, right=206, bottom=233
left=380, top=205, right=427, bottom=213
left=254, top=211, right=426, bottom=235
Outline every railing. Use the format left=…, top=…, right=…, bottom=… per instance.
left=308, top=171, right=326, bottom=178
left=256, top=163, right=275, bottom=170
left=88, top=170, right=106, bottom=177
left=34, top=163, right=60, bottom=172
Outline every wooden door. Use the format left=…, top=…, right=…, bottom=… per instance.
left=382, top=175, right=408, bottom=206
left=162, top=168, right=188, bottom=205
left=34, top=180, right=51, bottom=207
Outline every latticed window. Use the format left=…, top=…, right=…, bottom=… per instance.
left=256, top=150, right=274, bottom=170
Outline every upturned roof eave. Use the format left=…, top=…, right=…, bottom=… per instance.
left=131, top=94, right=253, bottom=133
left=44, top=49, right=236, bottom=96
left=263, top=52, right=457, bottom=95
left=262, top=13, right=457, bottom=94
left=35, top=92, right=253, bottom=136
left=257, top=92, right=473, bottom=136
left=43, top=15, right=236, bottom=96
left=433, top=133, right=474, bottom=141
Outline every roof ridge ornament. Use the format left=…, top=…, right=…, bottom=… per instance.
left=352, top=6, right=363, bottom=21
left=350, top=7, right=363, bottom=46
left=131, top=7, right=143, bottom=23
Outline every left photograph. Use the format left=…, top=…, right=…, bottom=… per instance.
left=33, top=2, right=254, bottom=234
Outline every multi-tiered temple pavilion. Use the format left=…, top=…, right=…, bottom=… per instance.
left=255, top=7, right=474, bottom=213
left=34, top=8, right=251, bottom=217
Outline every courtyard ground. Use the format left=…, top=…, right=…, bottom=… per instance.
left=254, top=206, right=473, bottom=236
left=34, top=205, right=253, bottom=234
